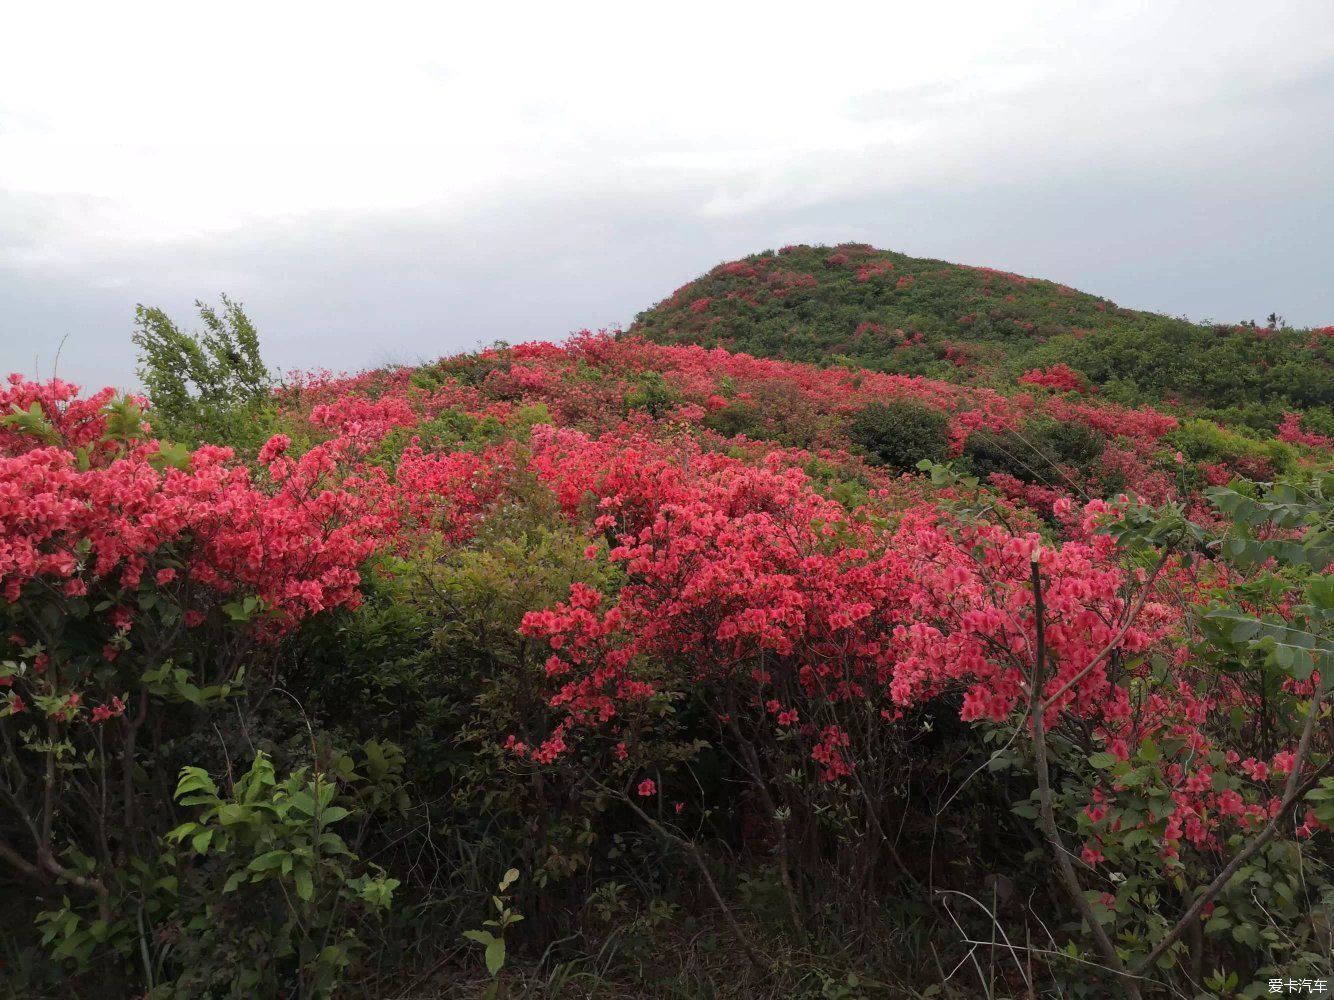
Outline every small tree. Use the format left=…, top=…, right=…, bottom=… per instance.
left=132, top=295, right=273, bottom=446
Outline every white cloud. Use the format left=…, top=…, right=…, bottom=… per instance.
left=3, top=1, right=1326, bottom=237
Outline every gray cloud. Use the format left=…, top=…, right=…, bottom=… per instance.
left=2, top=4, right=1333, bottom=392
left=4, top=140, right=1331, bottom=395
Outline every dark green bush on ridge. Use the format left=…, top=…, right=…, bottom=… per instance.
left=846, top=399, right=951, bottom=471
left=964, top=416, right=1106, bottom=485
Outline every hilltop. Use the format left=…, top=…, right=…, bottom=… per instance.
left=630, top=243, right=1333, bottom=434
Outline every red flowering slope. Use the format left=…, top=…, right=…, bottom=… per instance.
left=266, top=336, right=1325, bottom=839
left=261, top=332, right=1329, bottom=851
left=1, top=327, right=1330, bottom=996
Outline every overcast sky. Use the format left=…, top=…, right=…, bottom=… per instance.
left=3, top=0, right=1332, bottom=391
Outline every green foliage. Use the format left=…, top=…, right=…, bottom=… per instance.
left=702, top=379, right=833, bottom=449
left=462, top=867, right=522, bottom=993
left=632, top=243, right=1334, bottom=422
left=290, top=482, right=629, bottom=920
left=155, top=751, right=399, bottom=997
left=1027, top=474, right=1334, bottom=991
left=1170, top=418, right=1296, bottom=478
left=34, top=746, right=401, bottom=999
left=1, top=401, right=63, bottom=446
left=964, top=416, right=1105, bottom=485
left=846, top=399, right=950, bottom=471
left=1198, top=475, right=1334, bottom=681
left=623, top=370, right=681, bottom=417
left=132, top=295, right=276, bottom=448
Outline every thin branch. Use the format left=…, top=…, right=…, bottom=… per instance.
left=1134, top=682, right=1329, bottom=974
left=1029, top=554, right=1143, bottom=1000
left=0, top=835, right=42, bottom=881
left=935, top=889, right=1033, bottom=994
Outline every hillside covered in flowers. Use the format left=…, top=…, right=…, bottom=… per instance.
left=632, top=244, right=1334, bottom=438
left=1, top=291, right=1331, bottom=998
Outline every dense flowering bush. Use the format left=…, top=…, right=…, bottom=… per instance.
left=515, top=428, right=1163, bottom=759
left=3, top=315, right=1330, bottom=997
left=1019, top=363, right=1091, bottom=394
left=856, top=260, right=895, bottom=282
left=1277, top=410, right=1333, bottom=448
left=0, top=378, right=393, bottom=966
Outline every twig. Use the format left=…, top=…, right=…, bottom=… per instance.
left=591, top=781, right=768, bottom=971
left=935, top=889, right=1033, bottom=993
left=1134, top=680, right=1329, bottom=974
left=1029, top=554, right=1143, bottom=1000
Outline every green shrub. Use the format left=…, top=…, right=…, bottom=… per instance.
left=1170, top=417, right=1295, bottom=477
left=702, top=399, right=764, bottom=439
left=36, top=747, right=401, bottom=999
left=132, top=296, right=277, bottom=449
left=964, top=416, right=1105, bottom=484
left=847, top=399, right=950, bottom=471
left=703, top=381, right=830, bottom=449
left=623, top=371, right=680, bottom=417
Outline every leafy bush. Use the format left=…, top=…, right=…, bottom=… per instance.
left=1170, top=417, right=1296, bottom=479
left=846, top=399, right=950, bottom=470
left=964, top=415, right=1105, bottom=484
left=622, top=370, right=680, bottom=417
left=36, top=750, right=401, bottom=998
left=132, top=295, right=276, bottom=448
left=0, top=374, right=383, bottom=994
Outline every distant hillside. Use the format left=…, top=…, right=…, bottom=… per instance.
left=631, top=243, right=1333, bottom=434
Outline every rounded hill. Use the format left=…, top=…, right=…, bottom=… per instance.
left=630, top=243, right=1332, bottom=431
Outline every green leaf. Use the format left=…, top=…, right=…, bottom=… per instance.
left=485, top=937, right=505, bottom=977
left=165, top=821, right=198, bottom=843
left=318, top=805, right=351, bottom=825
left=175, top=767, right=218, bottom=799
left=318, top=832, right=350, bottom=856
left=216, top=803, right=252, bottom=826
left=1231, top=923, right=1261, bottom=948
left=248, top=850, right=290, bottom=872
left=316, top=780, right=338, bottom=809
left=1088, top=752, right=1118, bottom=769
left=294, top=868, right=314, bottom=902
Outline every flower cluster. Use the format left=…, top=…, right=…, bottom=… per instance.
left=1018, top=364, right=1090, bottom=394
left=0, top=379, right=394, bottom=733
left=515, top=426, right=1179, bottom=787
left=1276, top=411, right=1332, bottom=448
